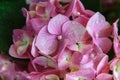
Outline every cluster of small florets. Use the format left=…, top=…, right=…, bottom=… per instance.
left=1, top=0, right=120, bottom=80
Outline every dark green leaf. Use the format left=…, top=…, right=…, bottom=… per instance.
left=81, top=0, right=101, bottom=12
left=0, top=1, right=28, bottom=54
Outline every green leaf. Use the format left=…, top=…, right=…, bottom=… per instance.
left=0, top=1, right=28, bottom=54
left=81, top=0, right=101, bottom=12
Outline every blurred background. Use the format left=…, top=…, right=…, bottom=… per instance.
left=0, top=0, right=120, bottom=54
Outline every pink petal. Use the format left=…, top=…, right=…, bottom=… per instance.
left=113, top=20, right=119, bottom=37
left=31, top=18, right=49, bottom=34
left=72, top=0, right=85, bottom=16
left=96, top=73, right=113, bottom=80
left=71, top=52, right=82, bottom=66
left=65, top=0, right=75, bottom=17
left=62, top=21, right=86, bottom=45
left=110, top=58, right=119, bottom=70
left=71, top=0, right=94, bottom=18
left=36, top=2, right=55, bottom=18
left=58, top=48, right=72, bottom=70
left=36, top=2, right=46, bottom=15
left=57, top=39, right=68, bottom=54
left=31, top=37, right=39, bottom=57
left=48, top=14, right=69, bottom=35
left=32, top=56, right=57, bottom=69
left=0, top=55, right=16, bottom=80
left=9, top=45, right=29, bottom=58
left=113, top=20, right=120, bottom=57
left=74, top=15, right=89, bottom=26
left=97, top=55, right=109, bottom=74
left=9, top=29, right=31, bottom=58
left=13, top=29, right=25, bottom=43
left=86, top=12, right=111, bottom=38
left=94, top=38, right=112, bottom=53
left=22, top=8, right=35, bottom=36
left=68, top=41, right=92, bottom=54
left=66, top=68, right=95, bottom=80
left=35, top=26, right=58, bottom=55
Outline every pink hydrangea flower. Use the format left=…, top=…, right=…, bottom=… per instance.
left=9, top=29, right=32, bottom=58
left=35, top=14, right=86, bottom=55
left=6, top=0, right=120, bottom=79
left=22, top=1, right=55, bottom=34
left=86, top=12, right=112, bottom=53
left=32, top=56, right=57, bottom=72
left=0, top=55, right=15, bottom=80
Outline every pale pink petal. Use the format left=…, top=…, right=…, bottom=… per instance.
left=36, top=26, right=58, bottom=55
left=48, top=14, right=69, bottom=35
left=58, top=48, right=72, bottom=70
left=97, top=55, right=109, bottom=74
left=32, top=56, right=57, bottom=69
left=66, top=68, right=95, bottom=80
left=68, top=41, right=92, bottom=54
left=86, top=12, right=111, bottom=38
left=96, top=73, right=113, bottom=80
left=9, top=45, right=29, bottom=58
left=94, top=38, right=112, bottom=53
left=62, top=21, right=86, bottom=45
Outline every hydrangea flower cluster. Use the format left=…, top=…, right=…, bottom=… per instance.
left=1, top=0, right=120, bottom=80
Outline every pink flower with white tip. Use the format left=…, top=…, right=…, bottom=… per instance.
left=35, top=14, right=86, bottom=55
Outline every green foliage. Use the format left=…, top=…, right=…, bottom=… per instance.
left=81, top=0, right=101, bottom=12
left=0, top=0, right=28, bottom=54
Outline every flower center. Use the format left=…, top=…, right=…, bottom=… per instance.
left=90, top=53, right=95, bottom=58
left=57, top=35, right=62, bottom=40
left=76, top=12, right=80, bottom=16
